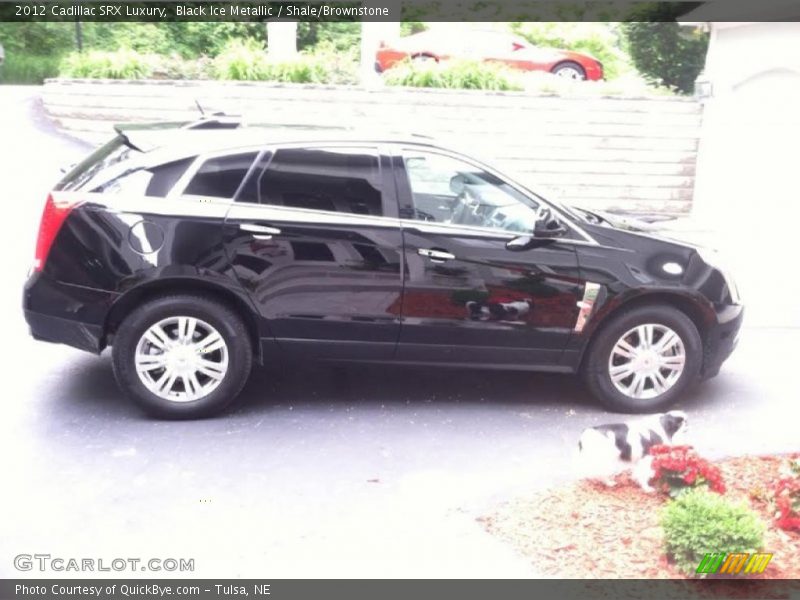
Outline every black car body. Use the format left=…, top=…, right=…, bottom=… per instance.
left=23, top=125, right=743, bottom=418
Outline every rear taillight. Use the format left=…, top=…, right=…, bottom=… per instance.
left=33, top=194, right=78, bottom=272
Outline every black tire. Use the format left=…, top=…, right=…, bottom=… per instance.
left=551, top=61, right=587, bottom=80
left=582, top=305, right=702, bottom=413
left=112, top=294, right=253, bottom=419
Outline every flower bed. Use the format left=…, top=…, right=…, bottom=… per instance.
left=481, top=453, right=800, bottom=579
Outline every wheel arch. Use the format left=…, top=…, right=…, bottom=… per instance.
left=410, top=52, right=440, bottom=61
left=577, top=290, right=715, bottom=372
left=104, top=278, right=264, bottom=364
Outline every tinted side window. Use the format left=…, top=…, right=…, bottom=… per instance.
left=400, top=150, right=540, bottom=233
left=258, top=148, right=382, bottom=216
left=93, top=157, right=195, bottom=197
left=184, top=152, right=258, bottom=199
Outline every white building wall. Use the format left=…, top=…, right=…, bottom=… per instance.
left=692, top=22, right=800, bottom=327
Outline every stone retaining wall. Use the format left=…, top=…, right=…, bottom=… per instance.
left=42, top=78, right=703, bottom=215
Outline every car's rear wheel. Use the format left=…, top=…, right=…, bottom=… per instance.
left=582, top=305, right=702, bottom=413
left=112, top=295, right=252, bottom=419
left=551, top=61, right=587, bottom=80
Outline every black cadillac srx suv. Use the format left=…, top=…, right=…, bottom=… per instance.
left=23, top=122, right=743, bottom=419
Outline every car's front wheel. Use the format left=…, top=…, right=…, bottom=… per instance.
left=582, top=305, right=702, bottom=413
left=112, top=294, right=253, bottom=419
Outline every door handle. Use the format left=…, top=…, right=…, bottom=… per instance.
left=418, top=248, right=455, bottom=263
left=238, top=223, right=281, bottom=239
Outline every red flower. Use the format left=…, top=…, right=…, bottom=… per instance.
left=684, top=469, right=697, bottom=485
left=648, top=445, right=726, bottom=496
left=773, top=474, right=800, bottom=531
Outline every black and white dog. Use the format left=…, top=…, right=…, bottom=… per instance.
left=465, top=300, right=532, bottom=321
left=576, top=410, right=688, bottom=492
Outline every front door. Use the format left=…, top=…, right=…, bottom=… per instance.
left=393, top=147, right=585, bottom=367
left=224, top=145, right=404, bottom=360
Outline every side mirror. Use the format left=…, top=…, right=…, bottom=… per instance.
left=506, top=235, right=558, bottom=251
left=534, top=219, right=568, bottom=238
left=533, top=206, right=568, bottom=238
left=506, top=235, right=536, bottom=251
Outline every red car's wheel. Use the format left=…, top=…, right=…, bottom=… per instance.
left=551, top=61, right=587, bottom=80
left=411, top=53, right=439, bottom=64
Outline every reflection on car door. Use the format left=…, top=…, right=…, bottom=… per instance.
left=224, top=146, right=404, bottom=360
left=393, top=147, right=585, bottom=368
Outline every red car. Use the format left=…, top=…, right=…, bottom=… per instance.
left=376, top=30, right=603, bottom=81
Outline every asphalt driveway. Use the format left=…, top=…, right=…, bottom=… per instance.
left=1, top=86, right=797, bottom=578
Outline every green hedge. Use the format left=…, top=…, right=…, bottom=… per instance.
left=383, top=59, right=523, bottom=91
left=54, top=42, right=359, bottom=84
left=60, top=49, right=158, bottom=79
left=0, top=54, right=61, bottom=84
left=212, top=39, right=357, bottom=84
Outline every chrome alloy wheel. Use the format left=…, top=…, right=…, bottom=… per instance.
left=607, top=324, right=686, bottom=400
left=134, top=316, right=229, bottom=403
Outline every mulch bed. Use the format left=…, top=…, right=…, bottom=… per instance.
left=481, top=453, right=800, bottom=581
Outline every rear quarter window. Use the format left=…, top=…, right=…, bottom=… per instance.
left=92, top=157, right=195, bottom=197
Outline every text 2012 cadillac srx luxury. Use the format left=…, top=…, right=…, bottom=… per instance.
left=23, top=122, right=743, bottom=418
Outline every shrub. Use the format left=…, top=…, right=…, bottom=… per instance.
left=650, top=445, right=726, bottom=498
left=297, top=22, right=361, bottom=53
left=151, top=55, right=214, bottom=81
left=773, top=458, right=800, bottom=531
left=661, top=488, right=765, bottom=575
left=0, top=54, right=61, bottom=84
left=383, top=59, right=523, bottom=91
left=621, top=21, right=709, bottom=94
left=213, top=39, right=357, bottom=84
left=59, top=49, right=157, bottom=79
left=212, top=39, right=270, bottom=81
left=298, top=42, right=358, bottom=85
left=401, top=22, right=428, bottom=36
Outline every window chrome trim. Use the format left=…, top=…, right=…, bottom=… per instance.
left=151, top=137, right=598, bottom=246
left=389, top=143, right=599, bottom=246
left=168, top=146, right=264, bottom=201
left=226, top=202, right=401, bottom=230
left=400, top=219, right=608, bottom=248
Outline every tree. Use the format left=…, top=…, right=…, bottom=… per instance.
left=622, top=21, right=709, bottom=94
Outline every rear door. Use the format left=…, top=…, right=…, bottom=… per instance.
left=223, top=144, right=404, bottom=360
left=392, top=146, right=586, bottom=368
